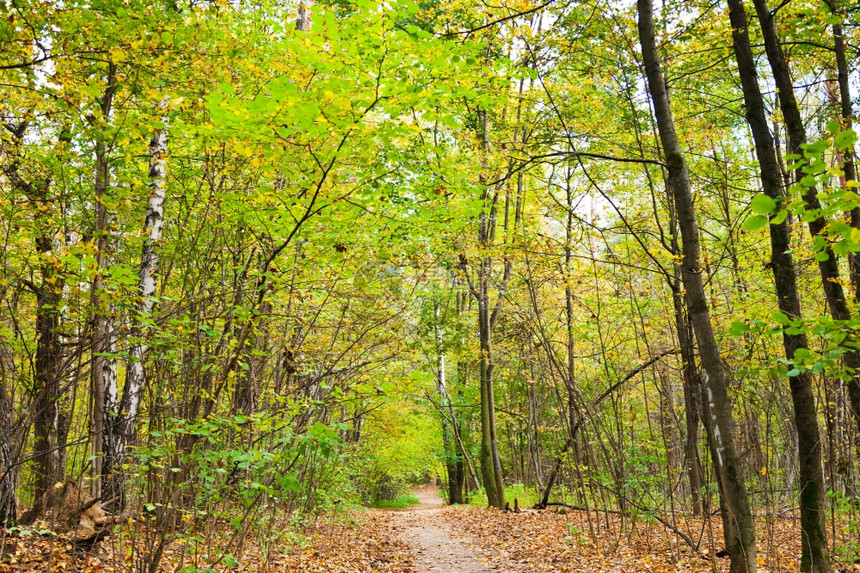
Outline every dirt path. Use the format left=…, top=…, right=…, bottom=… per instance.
left=388, top=486, right=494, bottom=573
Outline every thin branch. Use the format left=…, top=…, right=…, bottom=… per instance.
left=441, top=0, right=560, bottom=37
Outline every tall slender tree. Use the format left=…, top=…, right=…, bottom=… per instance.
left=4, top=122, right=68, bottom=520
left=726, top=1, right=831, bottom=569
left=750, top=0, right=860, bottom=433
left=90, top=62, right=118, bottom=501
left=459, top=109, right=511, bottom=508
left=637, top=1, right=757, bottom=570
left=102, top=101, right=169, bottom=509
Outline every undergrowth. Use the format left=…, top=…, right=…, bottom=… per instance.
left=370, top=493, right=420, bottom=509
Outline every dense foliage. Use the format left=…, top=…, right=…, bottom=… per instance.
left=0, top=0, right=858, bottom=570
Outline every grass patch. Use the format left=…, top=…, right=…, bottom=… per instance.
left=370, top=493, right=420, bottom=509
left=466, top=483, right=543, bottom=508
left=505, top=483, right=540, bottom=507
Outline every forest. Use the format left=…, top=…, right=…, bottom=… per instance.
left=0, top=0, right=859, bottom=571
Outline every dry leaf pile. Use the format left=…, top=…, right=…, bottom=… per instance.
left=0, top=511, right=415, bottom=573
left=274, top=512, right=415, bottom=573
left=1, top=532, right=84, bottom=571
left=437, top=505, right=860, bottom=573
left=3, top=503, right=860, bottom=572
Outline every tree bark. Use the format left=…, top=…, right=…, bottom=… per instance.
left=296, top=0, right=314, bottom=32
left=751, top=0, right=860, bottom=435
left=727, top=1, right=831, bottom=569
left=637, top=2, right=756, bottom=570
left=822, top=0, right=858, bottom=293
left=435, top=305, right=464, bottom=504
left=32, top=258, right=64, bottom=506
left=103, top=104, right=168, bottom=509
left=0, top=353, right=18, bottom=526
left=3, top=123, right=66, bottom=514
left=671, top=279, right=705, bottom=516
left=563, top=182, right=583, bottom=467
left=90, top=63, right=117, bottom=500
left=459, top=108, right=508, bottom=508
left=477, top=265, right=505, bottom=507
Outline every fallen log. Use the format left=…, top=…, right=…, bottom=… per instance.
left=18, top=482, right=127, bottom=542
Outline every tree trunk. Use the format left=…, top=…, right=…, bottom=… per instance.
left=435, top=308, right=464, bottom=504
left=0, top=359, right=18, bottom=526
left=460, top=108, right=508, bottom=508
left=637, top=2, right=756, bottom=570
left=822, top=0, right=858, bottom=293
left=296, top=0, right=313, bottom=31
left=478, top=272, right=504, bottom=507
left=90, top=63, right=117, bottom=500
left=750, top=0, right=860, bottom=435
left=726, top=2, right=830, bottom=569
left=4, top=124, right=66, bottom=515
left=672, top=280, right=705, bottom=516
left=103, top=106, right=168, bottom=509
left=31, top=266, right=64, bottom=509
left=563, top=182, right=583, bottom=467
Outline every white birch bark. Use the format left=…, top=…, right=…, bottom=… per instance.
left=103, top=101, right=168, bottom=507
left=91, top=65, right=117, bottom=499
left=123, top=119, right=168, bottom=418
left=296, top=0, right=313, bottom=31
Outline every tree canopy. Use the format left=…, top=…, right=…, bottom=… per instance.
left=0, top=0, right=859, bottom=571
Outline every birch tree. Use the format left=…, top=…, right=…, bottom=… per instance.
left=102, top=102, right=169, bottom=509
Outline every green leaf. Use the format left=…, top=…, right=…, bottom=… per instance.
left=801, top=210, right=821, bottom=223
left=830, top=221, right=851, bottom=236
left=802, top=138, right=829, bottom=156
left=833, top=240, right=848, bottom=256
left=750, top=193, right=776, bottom=215
left=801, top=175, right=817, bottom=187
left=743, top=214, right=768, bottom=231
left=729, top=321, right=749, bottom=336
left=772, top=311, right=790, bottom=326
left=835, top=129, right=857, bottom=149
left=771, top=209, right=788, bottom=225
left=281, top=473, right=303, bottom=493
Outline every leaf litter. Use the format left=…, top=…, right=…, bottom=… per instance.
left=3, top=494, right=860, bottom=572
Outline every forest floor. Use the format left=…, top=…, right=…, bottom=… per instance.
left=388, top=485, right=493, bottom=572
left=281, top=486, right=860, bottom=573
left=277, top=485, right=860, bottom=573
left=3, top=488, right=860, bottom=571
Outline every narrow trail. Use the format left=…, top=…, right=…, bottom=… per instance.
left=387, top=486, right=495, bottom=573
